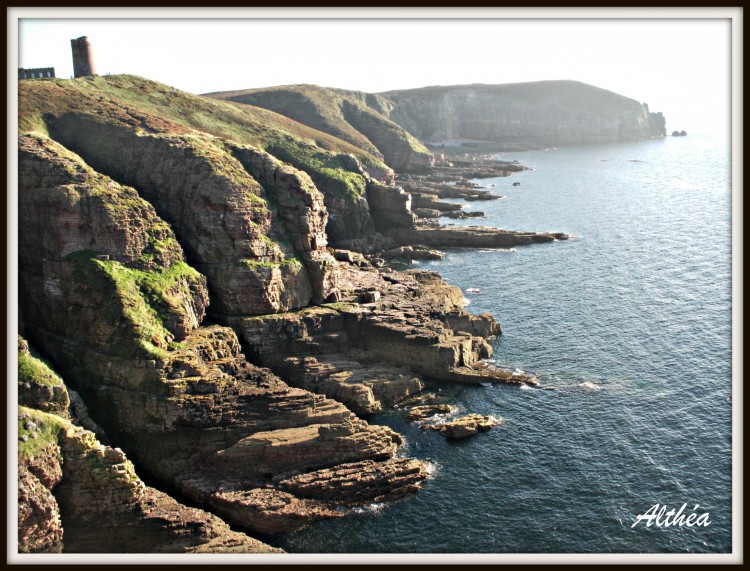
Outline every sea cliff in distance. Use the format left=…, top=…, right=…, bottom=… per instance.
left=208, top=79, right=667, bottom=155
left=17, top=74, right=663, bottom=553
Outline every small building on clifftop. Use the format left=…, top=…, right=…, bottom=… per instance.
left=71, top=36, right=97, bottom=78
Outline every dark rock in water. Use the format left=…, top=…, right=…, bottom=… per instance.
left=389, top=225, right=568, bottom=249
left=413, top=207, right=443, bottom=219
left=512, top=182, right=521, bottom=186
left=442, top=210, right=485, bottom=220
left=448, top=362, right=538, bottom=386
left=397, top=392, right=441, bottom=408
left=465, top=193, right=502, bottom=202
left=671, top=130, right=688, bottom=137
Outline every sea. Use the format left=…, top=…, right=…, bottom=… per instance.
left=275, top=132, right=734, bottom=555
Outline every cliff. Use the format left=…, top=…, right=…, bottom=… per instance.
left=17, top=130, right=430, bottom=548
left=379, top=80, right=666, bottom=147
left=18, top=75, right=546, bottom=553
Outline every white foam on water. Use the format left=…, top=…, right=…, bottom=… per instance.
left=425, top=461, right=439, bottom=478
left=579, top=381, right=601, bottom=391
left=352, top=503, right=386, bottom=515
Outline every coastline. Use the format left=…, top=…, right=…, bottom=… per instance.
left=16, top=75, right=671, bottom=555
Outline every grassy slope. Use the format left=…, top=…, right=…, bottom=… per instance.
left=205, top=84, right=432, bottom=167
left=18, top=349, right=64, bottom=388
left=206, top=84, right=382, bottom=157
left=19, top=75, right=389, bottom=200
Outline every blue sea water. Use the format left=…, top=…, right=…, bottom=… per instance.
left=277, top=133, right=733, bottom=554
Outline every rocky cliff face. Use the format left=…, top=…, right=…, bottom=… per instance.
left=45, top=113, right=336, bottom=316
left=17, top=130, right=430, bottom=547
left=380, top=80, right=666, bottom=146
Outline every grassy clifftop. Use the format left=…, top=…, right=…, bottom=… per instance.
left=19, top=75, right=390, bottom=202
left=206, top=84, right=433, bottom=171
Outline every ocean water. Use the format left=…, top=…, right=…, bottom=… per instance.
left=276, top=133, right=733, bottom=554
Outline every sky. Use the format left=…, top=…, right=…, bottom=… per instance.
left=12, top=8, right=737, bottom=134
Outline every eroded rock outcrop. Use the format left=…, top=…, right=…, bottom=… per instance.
left=16, top=342, right=279, bottom=553
left=425, top=414, right=503, bottom=439
left=17, top=408, right=64, bottom=553
left=19, top=133, right=209, bottom=357
left=17, top=406, right=279, bottom=553
left=18, top=336, right=70, bottom=418
left=17, top=74, right=572, bottom=553
left=228, top=263, right=530, bottom=416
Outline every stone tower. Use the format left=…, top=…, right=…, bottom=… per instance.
left=71, top=36, right=97, bottom=78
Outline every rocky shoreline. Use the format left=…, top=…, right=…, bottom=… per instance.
left=17, top=75, right=569, bottom=554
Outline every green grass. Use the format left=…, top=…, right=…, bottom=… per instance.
left=18, top=351, right=64, bottom=388
left=240, top=256, right=302, bottom=270
left=207, top=84, right=384, bottom=158
left=66, top=251, right=205, bottom=359
left=17, top=406, right=68, bottom=460
left=94, top=258, right=174, bottom=357
left=319, top=301, right=357, bottom=312
left=265, top=141, right=367, bottom=201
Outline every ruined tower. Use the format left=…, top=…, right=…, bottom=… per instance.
left=71, top=36, right=97, bottom=78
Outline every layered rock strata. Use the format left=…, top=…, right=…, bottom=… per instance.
left=45, top=114, right=336, bottom=315
left=228, top=263, right=535, bottom=416
left=17, top=74, right=580, bottom=552
left=17, top=133, right=428, bottom=543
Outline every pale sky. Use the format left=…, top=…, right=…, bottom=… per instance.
left=12, top=8, right=736, bottom=134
